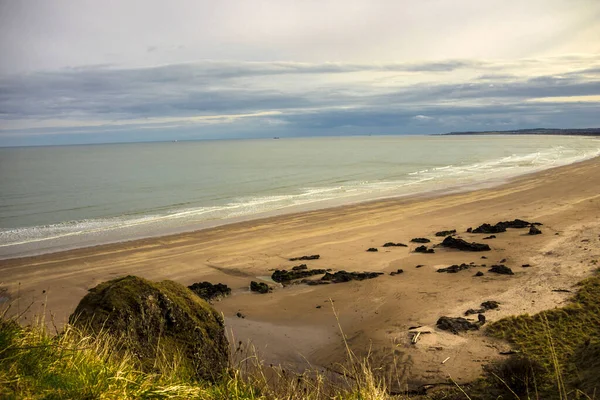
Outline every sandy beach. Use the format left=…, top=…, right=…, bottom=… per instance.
left=1, top=156, right=599, bottom=389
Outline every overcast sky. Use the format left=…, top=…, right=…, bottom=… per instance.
left=0, top=0, right=599, bottom=145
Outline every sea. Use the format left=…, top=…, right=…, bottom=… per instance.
left=1, top=135, right=599, bottom=259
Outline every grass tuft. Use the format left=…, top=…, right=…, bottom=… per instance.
left=485, top=275, right=600, bottom=398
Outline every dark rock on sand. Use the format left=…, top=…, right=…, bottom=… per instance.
left=411, top=238, right=431, bottom=243
left=188, top=282, right=231, bottom=301
left=489, top=265, right=514, bottom=275
left=390, top=269, right=404, bottom=276
left=321, top=270, right=384, bottom=283
left=289, top=254, right=320, bottom=261
left=414, top=245, right=434, bottom=253
left=382, top=242, right=408, bottom=247
left=292, top=264, right=308, bottom=271
left=435, top=230, right=456, bottom=237
left=250, top=281, right=272, bottom=293
left=415, top=264, right=424, bottom=268
left=271, top=268, right=327, bottom=283
left=474, top=271, right=484, bottom=277
left=436, top=316, right=480, bottom=334
left=472, top=219, right=540, bottom=234
left=522, top=264, right=531, bottom=268
left=481, top=300, right=500, bottom=310
left=467, top=227, right=473, bottom=233
left=236, top=312, right=245, bottom=318
left=478, top=314, right=486, bottom=324
left=441, top=236, right=491, bottom=252
left=70, top=276, right=229, bottom=382
left=367, top=247, right=378, bottom=252
left=483, top=235, right=496, bottom=240
left=437, top=263, right=471, bottom=273
left=472, top=223, right=505, bottom=234
left=465, top=300, right=500, bottom=315
left=529, top=225, right=542, bottom=235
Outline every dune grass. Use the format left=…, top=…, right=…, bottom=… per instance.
left=0, top=300, right=391, bottom=400
left=484, top=274, right=600, bottom=399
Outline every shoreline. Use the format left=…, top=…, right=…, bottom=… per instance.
left=2, top=135, right=599, bottom=260
left=1, top=156, right=600, bottom=388
left=1, top=154, right=597, bottom=262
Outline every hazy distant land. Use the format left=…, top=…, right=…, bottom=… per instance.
left=442, top=127, right=600, bottom=136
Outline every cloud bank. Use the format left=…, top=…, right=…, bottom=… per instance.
left=0, top=56, right=599, bottom=145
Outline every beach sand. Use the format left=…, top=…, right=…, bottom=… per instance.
left=1, top=157, right=599, bottom=389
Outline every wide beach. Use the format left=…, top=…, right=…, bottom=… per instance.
left=1, top=155, right=599, bottom=388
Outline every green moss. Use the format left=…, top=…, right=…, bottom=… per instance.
left=486, top=275, right=600, bottom=396
left=69, top=275, right=229, bottom=383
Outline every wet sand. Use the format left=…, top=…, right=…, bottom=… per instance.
left=1, top=157, right=599, bottom=388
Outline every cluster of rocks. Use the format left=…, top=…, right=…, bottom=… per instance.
left=414, top=245, right=434, bottom=254
left=187, top=281, right=231, bottom=301
left=468, top=219, right=542, bottom=234
left=382, top=242, right=408, bottom=247
left=488, top=265, right=514, bottom=275
left=390, top=269, right=404, bottom=276
left=271, top=267, right=327, bottom=283
left=437, top=263, right=472, bottom=273
left=321, top=270, right=384, bottom=283
left=289, top=254, right=320, bottom=261
left=465, top=300, right=500, bottom=315
left=440, top=236, right=491, bottom=252
left=250, top=281, right=272, bottom=293
left=436, top=316, right=483, bottom=334
left=435, top=229, right=456, bottom=237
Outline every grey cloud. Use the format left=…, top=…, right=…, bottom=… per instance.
left=0, top=59, right=598, bottom=142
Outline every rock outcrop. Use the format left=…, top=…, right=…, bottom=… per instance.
left=70, top=276, right=229, bottom=382
left=250, top=281, right=272, bottom=293
left=289, top=254, right=320, bottom=261
left=382, top=242, right=408, bottom=247
left=440, top=236, right=491, bottom=252
left=472, top=219, right=541, bottom=234
left=437, top=263, right=471, bottom=273
left=320, top=270, right=383, bottom=283
left=436, top=316, right=480, bottom=334
left=414, top=245, right=434, bottom=253
left=271, top=268, right=326, bottom=283
left=489, top=265, right=514, bottom=275
left=188, top=281, right=231, bottom=301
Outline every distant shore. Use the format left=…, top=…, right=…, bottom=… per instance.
left=441, top=127, right=600, bottom=136
left=1, top=156, right=599, bottom=389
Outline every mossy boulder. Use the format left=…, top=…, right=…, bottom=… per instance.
left=69, top=275, right=229, bottom=382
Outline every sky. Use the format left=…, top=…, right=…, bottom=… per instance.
left=0, top=0, right=599, bottom=146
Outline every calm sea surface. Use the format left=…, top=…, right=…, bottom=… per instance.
left=1, top=135, right=598, bottom=258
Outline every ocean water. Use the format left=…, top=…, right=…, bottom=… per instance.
left=1, top=135, right=599, bottom=259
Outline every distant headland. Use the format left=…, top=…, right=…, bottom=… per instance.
left=441, top=127, right=600, bottom=136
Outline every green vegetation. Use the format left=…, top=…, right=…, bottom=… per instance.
left=0, top=313, right=390, bottom=399
left=485, top=274, right=600, bottom=398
